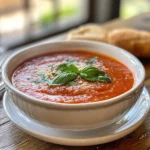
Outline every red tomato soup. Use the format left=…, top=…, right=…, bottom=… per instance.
left=12, top=51, right=134, bottom=104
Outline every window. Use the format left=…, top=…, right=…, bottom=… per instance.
left=120, top=0, right=150, bottom=19
left=4, top=0, right=148, bottom=49
left=0, top=0, right=89, bottom=49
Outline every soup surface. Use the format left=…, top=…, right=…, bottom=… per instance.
left=12, top=51, right=134, bottom=104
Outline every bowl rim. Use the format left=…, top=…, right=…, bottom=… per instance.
left=2, top=40, right=145, bottom=108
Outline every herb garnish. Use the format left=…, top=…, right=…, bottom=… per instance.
left=48, top=64, right=54, bottom=68
left=52, top=72, right=58, bottom=76
left=52, top=63, right=111, bottom=85
left=68, top=81, right=77, bottom=86
left=52, top=72, right=78, bottom=85
left=65, top=59, right=77, bottom=64
left=29, top=78, right=45, bottom=84
left=38, top=72, right=52, bottom=85
left=30, top=58, right=111, bottom=86
left=86, top=56, right=98, bottom=64
left=80, top=66, right=111, bottom=82
left=57, top=63, right=79, bottom=73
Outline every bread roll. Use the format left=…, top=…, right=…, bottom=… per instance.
left=107, top=28, right=150, bottom=57
left=67, top=24, right=150, bottom=57
left=67, top=24, right=108, bottom=42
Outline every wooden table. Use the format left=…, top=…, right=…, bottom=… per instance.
left=1, top=12, right=150, bottom=150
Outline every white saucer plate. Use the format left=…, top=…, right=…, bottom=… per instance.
left=3, top=87, right=150, bottom=146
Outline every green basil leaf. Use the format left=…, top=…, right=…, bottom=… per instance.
left=86, top=56, right=98, bottom=64
left=38, top=72, right=46, bottom=80
left=57, top=63, right=79, bottom=73
left=80, top=66, right=111, bottom=83
left=52, top=72, right=78, bottom=85
left=97, top=75, right=112, bottom=82
left=52, top=72, right=58, bottom=76
left=68, top=81, right=77, bottom=86
left=45, top=77, right=52, bottom=85
left=80, top=73, right=98, bottom=82
left=80, top=66, right=105, bottom=76
left=65, top=59, right=77, bottom=64
left=30, top=79, right=45, bottom=84
left=38, top=72, right=52, bottom=85
left=48, top=64, right=54, bottom=68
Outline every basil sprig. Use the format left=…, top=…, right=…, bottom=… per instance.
left=57, top=63, right=79, bottom=73
left=53, top=63, right=111, bottom=85
left=36, top=60, right=111, bottom=86
left=65, top=59, right=77, bottom=64
left=51, top=63, right=78, bottom=85
left=80, top=66, right=111, bottom=82
left=38, top=73, right=52, bottom=85
left=86, top=56, right=98, bottom=64
left=52, top=72, right=78, bottom=85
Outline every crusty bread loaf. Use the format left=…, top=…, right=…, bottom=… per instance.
left=67, top=24, right=108, bottom=42
left=107, top=28, right=150, bottom=57
left=67, top=24, right=150, bottom=58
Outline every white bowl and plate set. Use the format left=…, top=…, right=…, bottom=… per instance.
left=1, top=40, right=150, bottom=146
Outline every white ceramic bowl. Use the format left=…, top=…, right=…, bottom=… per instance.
left=2, top=40, right=145, bottom=130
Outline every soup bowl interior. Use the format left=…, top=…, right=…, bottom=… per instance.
left=2, top=40, right=145, bottom=130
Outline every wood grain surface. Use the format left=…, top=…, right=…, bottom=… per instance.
left=1, top=12, right=150, bottom=150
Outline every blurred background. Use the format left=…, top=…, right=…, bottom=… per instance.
left=0, top=0, right=150, bottom=50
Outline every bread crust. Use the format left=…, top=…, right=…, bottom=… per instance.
left=67, top=25, right=150, bottom=58
left=107, top=28, right=150, bottom=57
left=67, top=24, right=108, bottom=42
